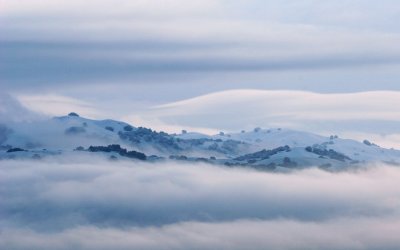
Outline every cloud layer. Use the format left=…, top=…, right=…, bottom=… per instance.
left=3, top=217, right=400, bottom=250
left=2, top=0, right=400, bottom=92
left=1, top=158, right=400, bottom=249
left=123, top=89, right=400, bottom=148
left=0, top=93, right=44, bottom=123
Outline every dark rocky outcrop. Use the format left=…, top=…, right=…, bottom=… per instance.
left=119, top=127, right=181, bottom=151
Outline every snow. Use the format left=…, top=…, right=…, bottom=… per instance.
left=2, top=114, right=400, bottom=169
left=213, top=128, right=327, bottom=149
left=175, top=132, right=211, bottom=140
left=2, top=115, right=133, bottom=150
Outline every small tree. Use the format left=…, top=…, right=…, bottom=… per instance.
left=123, top=125, right=133, bottom=131
left=68, top=112, right=79, bottom=117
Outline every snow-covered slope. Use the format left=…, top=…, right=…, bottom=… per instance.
left=1, top=113, right=400, bottom=170
left=2, top=113, right=132, bottom=150
left=213, top=128, right=400, bottom=166
left=213, top=128, right=327, bottom=149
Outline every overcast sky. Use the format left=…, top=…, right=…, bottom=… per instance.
left=2, top=0, right=400, bottom=94
left=1, top=0, right=400, bottom=145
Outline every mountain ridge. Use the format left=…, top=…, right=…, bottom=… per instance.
left=1, top=112, right=400, bottom=171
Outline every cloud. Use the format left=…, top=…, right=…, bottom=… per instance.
left=125, top=89, right=400, bottom=147
left=0, top=93, right=43, bottom=123
left=153, top=90, right=400, bottom=121
left=16, top=94, right=102, bottom=119
left=3, top=217, right=400, bottom=250
left=2, top=0, right=400, bottom=90
left=1, top=0, right=217, bottom=18
left=1, top=159, right=400, bottom=249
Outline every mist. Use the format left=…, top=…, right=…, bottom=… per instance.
left=1, top=158, right=400, bottom=249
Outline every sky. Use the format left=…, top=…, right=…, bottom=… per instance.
left=1, top=0, right=400, bottom=145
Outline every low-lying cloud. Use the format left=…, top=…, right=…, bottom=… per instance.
left=3, top=217, right=400, bottom=250
left=0, top=93, right=44, bottom=123
left=1, top=158, right=400, bottom=249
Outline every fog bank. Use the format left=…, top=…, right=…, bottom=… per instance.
left=1, top=159, right=400, bottom=249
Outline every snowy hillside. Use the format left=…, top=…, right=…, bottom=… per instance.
left=1, top=113, right=400, bottom=171
left=1, top=112, right=132, bottom=150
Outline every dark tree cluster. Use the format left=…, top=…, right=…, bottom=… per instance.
left=281, top=157, right=297, bottom=168
left=234, top=145, right=291, bottom=161
left=363, top=140, right=378, bottom=147
left=105, top=126, right=114, bottom=132
left=6, top=148, right=26, bottom=153
left=123, top=125, right=133, bottom=131
left=88, top=144, right=146, bottom=160
left=169, top=155, right=211, bottom=163
left=118, top=127, right=181, bottom=151
left=74, top=146, right=85, bottom=151
left=68, top=112, right=80, bottom=117
left=305, top=146, right=351, bottom=162
left=169, top=155, right=188, bottom=160
left=206, top=139, right=245, bottom=155
left=221, top=140, right=244, bottom=153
